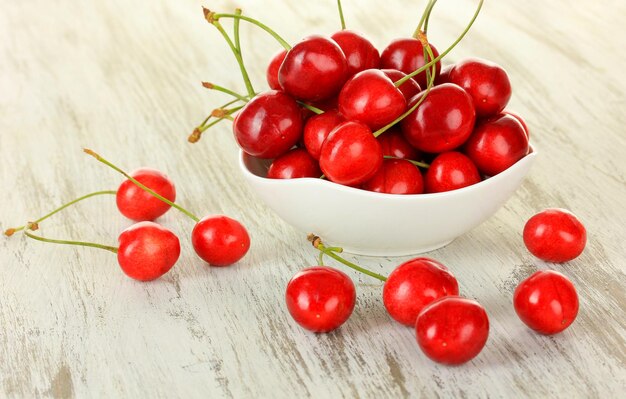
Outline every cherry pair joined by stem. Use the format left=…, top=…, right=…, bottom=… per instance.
left=523, top=209, right=586, bottom=263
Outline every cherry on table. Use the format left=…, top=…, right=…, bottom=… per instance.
left=362, top=158, right=424, bottom=194
left=523, top=208, right=586, bottom=263
left=416, top=296, right=489, bottom=365
left=118, top=221, right=181, bottom=281
left=425, top=152, right=481, bottom=193
left=331, top=30, right=380, bottom=77
left=449, top=57, right=512, bottom=118
left=514, top=270, right=579, bottom=335
left=303, top=110, right=345, bottom=160
left=463, top=113, right=529, bottom=176
left=285, top=266, right=356, bottom=333
left=383, top=258, right=458, bottom=326
left=267, top=148, right=321, bottom=179
left=401, top=83, right=476, bottom=153
left=232, top=90, right=303, bottom=159
left=380, top=38, right=441, bottom=88
left=338, top=69, right=407, bottom=130
left=381, top=69, right=421, bottom=102
left=278, top=35, right=348, bottom=102
left=192, top=215, right=250, bottom=267
left=319, top=121, right=383, bottom=186
left=266, top=49, right=287, bottom=90
left=116, top=167, right=176, bottom=222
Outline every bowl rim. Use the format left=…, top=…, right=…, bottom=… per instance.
left=239, top=145, right=537, bottom=201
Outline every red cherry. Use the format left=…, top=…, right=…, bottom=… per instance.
left=117, top=221, right=180, bottom=281
left=381, top=69, right=421, bottom=101
left=425, top=152, right=481, bottom=193
left=267, top=148, right=321, bottom=179
left=503, top=110, right=530, bottom=140
left=116, top=168, right=176, bottom=222
left=303, top=110, right=345, bottom=160
left=401, top=83, right=476, bottom=153
left=380, top=38, right=441, bottom=88
left=362, top=159, right=424, bottom=194
left=383, top=258, right=458, bottom=326
left=285, top=267, right=356, bottom=333
left=233, top=90, right=303, bottom=159
left=449, top=58, right=512, bottom=118
left=266, top=49, right=287, bottom=90
left=416, top=296, right=489, bottom=365
left=464, top=113, right=529, bottom=176
left=319, top=121, right=383, bottom=186
left=435, top=64, right=454, bottom=85
left=278, top=35, right=348, bottom=102
left=378, top=128, right=420, bottom=160
left=514, top=270, right=579, bottom=335
left=523, top=209, right=586, bottom=263
left=331, top=30, right=380, bottom=77
left=191, top=215, right=250, bottom=267
left=338, top=69, right=407, bottom=130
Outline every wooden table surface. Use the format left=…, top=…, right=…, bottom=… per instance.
left=1, top=0, right=625, bottom=397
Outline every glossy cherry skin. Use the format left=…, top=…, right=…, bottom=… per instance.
left=425, top=152, right=481, bottom=193
left=285, top=267, right=356, bottom=333
left=381, top=69, right=421, bottom=101
left=331, top=30, right=380, bottom=77
left=303, top=110, right=345, bottom=160
left=319, top=121, right=383, bottom=186
left=362, top=159, right=423, bottom=194
left=503, top=110, right=530, bottom=140
left=435, top=64, right=454, bottom=85
left=416, top=296, right=489, bottom=365
left=117, top=221, right=180, bottom=281
left=401, top=83, right=476, bottom=153
left=464, top=113, right=529, bottom=176
left=449, top=58, right=512, bottom=118
left=191, top=215, right=250, bottom=267
left=383, top=258, right=458, bottom=326
left=266, top=49, right=287, bottom=90
left=377, top=128, right=420, bottom=160
left=116, top=168, right=176, bottom=222
left=514, top=270, right=579, bottom=335
left=380, top=38, right=441, bottom=88
left=278, top=35, right=348, bottom=102
left=233, top=90, right=303, bottom=159
left=267, top=148, right=321, bottom=179
left=338, top=69, right=407, bottom=130
left=523, top=209, right=586, bottom=263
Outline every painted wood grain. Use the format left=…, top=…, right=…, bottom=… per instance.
left=1, top=0, right=625, bottom=398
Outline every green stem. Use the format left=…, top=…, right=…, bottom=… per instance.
left=413, top=0, right=435, bottom=37
left=297, top=101, right=324, bottom=115
left=4, top=190, right=116, bottom=236
left=213, top=13, right=291, bottom=50
left=423, top=0, right=438, bottom=34
left=189, top=105, right=244, bottom=143
left=84, top=149, right=200, bottom=223
left=396, top=0, right=484, bottom=87
left=24, top=228, right=118, bottom=254
left=383, top=156, right=430, bottom=169
left=337, top=0, right=346, bottom=30
left=233, top=8, right=255, bottom=97
left=202, top=82, right=250, bottom=102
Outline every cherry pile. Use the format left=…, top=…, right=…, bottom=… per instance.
left=5, top=150, right=250, bottom=281
left=190, top=0, right=530, bottom=195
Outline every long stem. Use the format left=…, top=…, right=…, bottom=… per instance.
left=4, top=190, right=116, bottom=236
left=423, top=0, right=438, bottom=34
left=413, top=0, right=435, bottom=38
left=212, top=12, right=291, bottom=50
left=298, top=101, right=324, bottom=115
left=337, top=0, right=346, bottom=30
left=202, top=82, right=250, bottom=102
left=396, top=0, right=483, bottom=87
left=308, top=235, right=387, bottom=282
left=84, top=149, right=200, bottom=223
left=233, top=8, right=255, bottom=97
left=24, top=228, right=118, bottom=254
left=383, top=156, right=430, bottom=169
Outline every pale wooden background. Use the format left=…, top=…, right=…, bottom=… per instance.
left=1, top=0, right=625, bottom=397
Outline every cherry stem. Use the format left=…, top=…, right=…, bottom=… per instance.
left=201, top=82, right=250, bottom=102
left=307, top=234, right=388, bottom=282
left=189, top=105, right=244, bottom=143
left=4, top=190, right=116, bottom=237
left=395, top=0, right=483, bottom=88
left=84, top=149, right=201, bottom=223
left=383, top=156, right=430, bottom=169
left=337, top=0, right=346, bottom=30
left=297, top=101, right=324, bottom=115
left=413, top=0, right=436, bottom=38
left=233, top=8, right=255, bottom=97
left=423, top=0, right=438, bottom=34
left=211, top=11, right=292, bottom=50
left=24, top=225, right=118, bottom=254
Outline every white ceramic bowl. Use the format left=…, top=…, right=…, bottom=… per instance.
left=240, top=148, right=537, bottom=256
